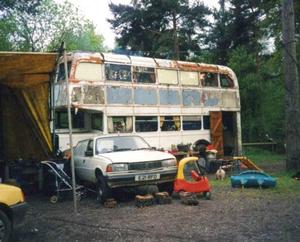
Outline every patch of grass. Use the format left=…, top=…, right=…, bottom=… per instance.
left=209, top=169, right=300, bottom=197
left=269, top=170, right=300, bottom=196
left=206, top=149, right=299, bottom=197
left=242, top=147, right=286, bottom=165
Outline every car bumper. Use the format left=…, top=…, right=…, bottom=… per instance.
left=105, top=167, right=177, bottom=188
left=11, top=202, right=28, bottom=228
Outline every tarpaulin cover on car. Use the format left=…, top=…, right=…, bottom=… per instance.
left=0, top=52, right=57, bottom=161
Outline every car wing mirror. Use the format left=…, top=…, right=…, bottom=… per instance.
left=85, top=150, right=93, bottom=157
left=190, top=170, right=201, bottom=181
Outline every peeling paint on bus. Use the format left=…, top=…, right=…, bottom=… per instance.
left=107, top=86, right=132, bottom=104
left=82, top=85, right=104, bottom=104
left=134, top=87, right=157, bottom=105
left=202, top=91, right=221, bottom=107
left=159, top=89, right=180, bottom=105
left=182, top=89, right=201, bottom=106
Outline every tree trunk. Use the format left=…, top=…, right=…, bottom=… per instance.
left=282, top=0, right=300, bottom=170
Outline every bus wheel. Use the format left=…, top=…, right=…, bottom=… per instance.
left=192, top=139, right=210, bottom=153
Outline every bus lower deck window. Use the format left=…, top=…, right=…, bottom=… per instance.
left=55, top=110, right=85, bottom=129
left=108, top=116, right=133, bottom=133
left=160, top=116, right=180, bottom=131
left=135, top=116, right=158, bottom=132
left=91, top=113, right=103, bottom=130
left=182, top=116, right=202, bottom=130
left=203, top=115, right=210, bottom=130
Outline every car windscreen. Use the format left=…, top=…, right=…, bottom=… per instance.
left=95, top=136, right=150, bottom=154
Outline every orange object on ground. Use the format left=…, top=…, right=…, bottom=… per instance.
left=173, top=157, right=211, bottom=195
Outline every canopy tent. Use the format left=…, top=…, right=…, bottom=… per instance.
left=0, top=52, right=57, bottom=161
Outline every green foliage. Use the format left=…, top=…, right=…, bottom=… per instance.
left=243, top=147, right=286, bottom=165
left=108, top=0, right=210, bottom=59
left=0, top=0, right=105, bottom=52
left=228, top=47, right=285, bottom=143
left=0, top=0, right=41, bottom=15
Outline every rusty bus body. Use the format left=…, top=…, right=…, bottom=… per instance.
left=52, top=52, right=242, bottom=156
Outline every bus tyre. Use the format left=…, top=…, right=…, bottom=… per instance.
left=96, top=173, right=111, bottom=203
left=0, top=210, right=12, bottom=242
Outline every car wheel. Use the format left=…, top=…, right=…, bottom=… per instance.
left=0, top=210, right=12, bottom=242
left=159, top=182, right=174, bottom=195
left=96, top=174, right=111, bottom=203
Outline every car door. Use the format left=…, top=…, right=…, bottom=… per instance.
left=74, top=140, right=89, bottom=180
left=80, top=139, right=96, bottom=182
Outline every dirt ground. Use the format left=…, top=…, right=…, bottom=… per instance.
left=10, top=168, right=300, bottom=242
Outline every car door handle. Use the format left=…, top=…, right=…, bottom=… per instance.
left=83, top=160, right=86, bottom=163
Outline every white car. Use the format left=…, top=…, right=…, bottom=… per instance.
left=73, top=135, right=177, bottom=202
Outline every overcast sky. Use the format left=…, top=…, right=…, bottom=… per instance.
left=58, top=0, right=218, bottom=49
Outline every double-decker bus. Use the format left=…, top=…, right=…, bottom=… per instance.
left=52, top=52, right=241, bottom=156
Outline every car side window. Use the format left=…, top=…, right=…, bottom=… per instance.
left=74, top=140, right=89, bottom=156
left=85, top=140, right=94, bottom=156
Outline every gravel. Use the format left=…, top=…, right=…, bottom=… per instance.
left=10, top=180, right=300, bottom=242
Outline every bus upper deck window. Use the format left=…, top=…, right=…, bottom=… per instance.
left=220, top=74, right=234, bottom=88
left=157, top=69, right=178, bottom=85
left=75, top=63, right=103, bottom=81
left=105, top=63, right=131, bottom=82
left=200, top=72, right=218, bottom=87
left=133, top=66, right=156, bottom=84
left=180, top=71, right=199, bottom=86
left=57, top=62, right=71, bottom=81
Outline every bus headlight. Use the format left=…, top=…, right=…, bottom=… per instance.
left=162, top=159, right=177, bottom=167
left=111, top=163, right=128, bottom=172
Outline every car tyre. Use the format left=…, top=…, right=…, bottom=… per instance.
left=96, top=173, right=111, bottom=203
left=159, top=182, right=174, bottom=195
left=0, top=210, right=12, bottom=242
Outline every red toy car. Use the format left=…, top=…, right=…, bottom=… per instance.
left=173, top=157, right=211, bottom=199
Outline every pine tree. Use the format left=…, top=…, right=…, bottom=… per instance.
left=108, top=0, right=210, bottom=59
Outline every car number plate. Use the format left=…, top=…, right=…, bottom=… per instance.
left=135, top=174, right=160, bottom=181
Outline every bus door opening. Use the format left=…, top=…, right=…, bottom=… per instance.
left=209, top=111, right=237, bottom=157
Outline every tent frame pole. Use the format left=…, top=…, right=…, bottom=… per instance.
left=63, top=44, right=77, bottom=214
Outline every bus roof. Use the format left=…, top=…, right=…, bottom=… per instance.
left=68, top=51, right=237, bottom=81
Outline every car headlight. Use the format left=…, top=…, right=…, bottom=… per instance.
left=111, top=163, right=128, bottom=172
left=162, top=159, right=177, bottom=167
